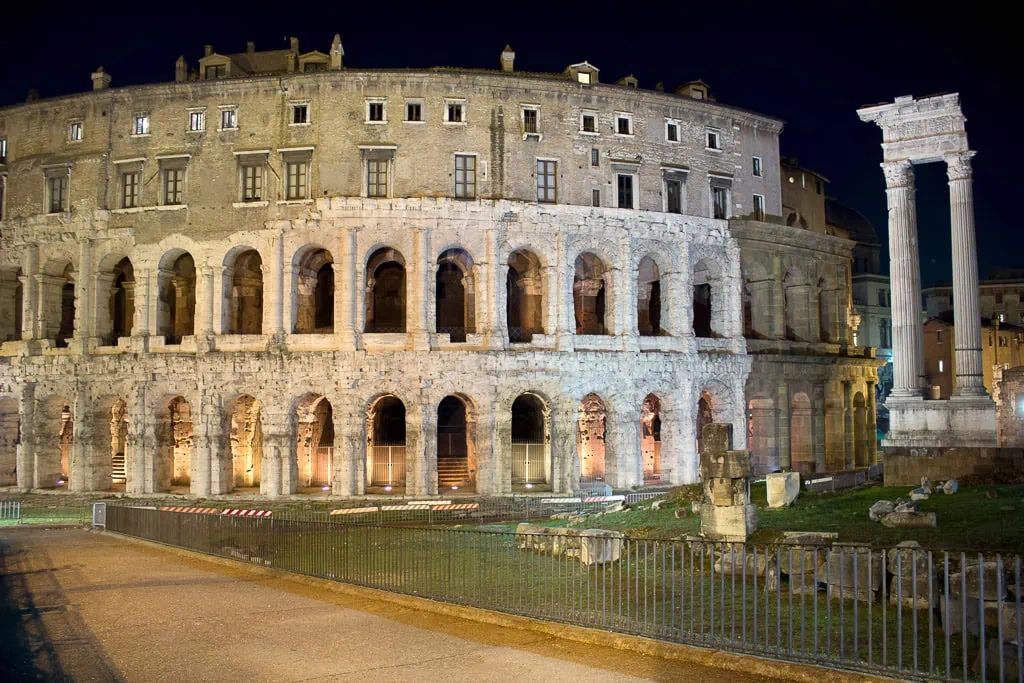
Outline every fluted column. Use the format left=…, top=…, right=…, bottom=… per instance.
left=842, top=381, right=855, bottom=470
left=882, top=160, right=925, bottom=398
left=484, top=226, right=506, bottom=348
left=946, top=152, right=987, bottom=396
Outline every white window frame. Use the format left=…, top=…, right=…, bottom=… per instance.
left=752, top=193, right=766, bottom=221
left=521, top=104, right=541, bottom=139
left=615, top=171, right=638, bottom=210
left=709, top=177, right=731, bottom=220
left=536, top=157, right=558, bottom=204
left=290, top=101, right=310, bottom=127
left=938, top=359, right=944, bottom=373
left=238, top=157, right=267, bottom=203
left=580, top=110, right=599, bottom=136
left=752, top=156, right=763, bottom=178
left=404, top=98, right=425, bottom=124
left=365, top=98, right=388, bottom=125
left=454, top=152, right=478, bottom=200
left=43, top=166, right=71, bottom=214
left=664, top=118, right=680, bottom=144
left=705, top=127, right=722, bottom=151
left=218, top=105, right=239, bottom=132
left=187, top=108, right=206, bottom=133
left=614, top=112, right=634, bottom=137
left=68, top=120, right=83, bottom=143
left=114, top=159, right=144, bottom=210
left=444, top=98, right=467, bottom=125
left=131, top=113, right=150, bottom=137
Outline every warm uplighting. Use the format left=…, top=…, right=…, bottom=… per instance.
left=57, top=479, right=65, bottom=486
left=525, top=483, right=533, bottom=489
left=451, top=485, right=458, bottom=490
left=384, top=485, right=392, bottom=492
left=322, top=485, right=330, bottom=491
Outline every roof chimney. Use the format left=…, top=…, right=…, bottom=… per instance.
left=91, top=66, right=112, bottom=90
left=616, top=74, right=638, bottom=89
left=500, top=45, right=515, bottom=73
left=204, top=44, right=213, bottom=57
left=289, top=36, right=300, bottom=53
left=175, top=56, right=188, bottom=83
left=330, top=33, right=345, bottom=69
left=247, top=41, right=255, bottom=54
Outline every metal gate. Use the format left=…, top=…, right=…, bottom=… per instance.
left=511, top=442, right=545, bottom=483
left=370, top=444, right=406, bottom=486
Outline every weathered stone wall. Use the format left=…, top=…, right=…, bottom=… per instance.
left=883, top=446, right=1024, bottom=486
left=998, top=367, right=1024, bottom=447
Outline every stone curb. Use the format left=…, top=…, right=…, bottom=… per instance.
left=102, top=530, right=897, bottom=683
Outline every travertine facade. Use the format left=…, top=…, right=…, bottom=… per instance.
left=0, top=38, right=875, bottom=497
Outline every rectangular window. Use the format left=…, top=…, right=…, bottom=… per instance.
left=712, top=185, right=727, bottom=219
left=592, top=189, right=601, bottom=207
left=582, top=113, right=597, bottom=133
left=522, top=108, right=538, bottom=134
left=121, top=172, right=139, bottom=208
left=133, top=113, right=150, bottom=136
left=617, top=174, right=634, bottom=209
left=666, top=179, right=682, bottom=214
left=242, top=164, right=263, bottom=202
left=939, top=359, right=944, bottom=373
left=577, top=72, right=591, bottom=85
left=286, top=161, right=308, bottom=200
left=536, top=159, right=557, bottom=203
left=447, top=102, right=464, bottom=123
left=69, top=122, right=83, bottom=142
left=752, top=157, right=762, bottom=177
left=0, top=137, right=6, bottom=164
left=292, top=104, right=308, bottom=125
left=368, top=101, right=385, bottom=122
left=163, top=169, right=184, bottom=205
left=188, top=110, right=205, bottom=132
left=616, top=115, right=632, bottom=135
left=666, top=121, right=679, bottom=142
left=406, top=102, right=422, bottom=122
left=878, top=290, right=886, bottom=307
left=366, top=158, right=388, bottom=198
left=205, top=65, right=225, bottom=79
left=706, top=128, right=720, bottom=150
left=816, top=179, right=823, bottom=195
left=752, top=194, right=765, bottom=221
left=48, top=175, right=68, bottom=213
left=591, top=148, right=599, bottom=167
left=1000, top=312, right=1007, bottom=323
left=454, top=154, right=476, bottom=199
left=220, top=108, right=237, bottom=130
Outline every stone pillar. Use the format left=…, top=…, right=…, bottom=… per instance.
left=16, top=385, right=35, bottom=490
left=608, top=404, right=641, bottom=488
left=132, top=268, right=151, bottom=344
left=268, top=232, right=285, bottom=337
left=882, top=160, right=925, bottom=398
left=866, top=380, right=878, bottom=464
left=776, top=382, right=791, bottom=471
left=196, top=266, right=215, bottom=338
left=771, top=254, right=785, bottom=339
left=552, top=402, right=578, bottom=493
left=484, top=226, right=506, bottom=348
left=811, top=385, right=826, bottom=473
left=332, top=404, right=361, bottom=496
left=408, top=227, right=431, bottom=350
left=260, top=414, right=293, bottom=497
left=125, top=387, right=146, bottom=495
left=70, top=393, right=92, bottom=492
left=843, top=381, right=855, bottom=470
left=205, top=394, right=231, bottom=495
left=73, top=239, right=93, bottom=352
left=484, top=400, right=510, bottom=496
left=19, top=246, right=39, bottom=340
left=945, top=152, right=987, bottom=396
left=148, top=269, right=167, bottom=337
left=407, top=406, right=435, bottom=496
left=557, top=263, right=574, bottom=350
left=337, top=228, right=358, bottom=349
left=91, top=272, right=115, bottom=344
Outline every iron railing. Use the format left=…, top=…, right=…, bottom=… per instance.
left=511, top=442, right=546, bottom=484
left=103, top=506, right=1024, bottom=681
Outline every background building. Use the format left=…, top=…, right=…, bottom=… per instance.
left=924, top=312, right=1024, bottom=399
left=923, top=270, right=1024, bottom=324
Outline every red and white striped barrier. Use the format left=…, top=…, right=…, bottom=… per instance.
left=380, top=504, right=429, bottom=511
left=583, top=495, right=626, bottom=503
left=330, top=506, right=379, bottom=515
left=220, top=509, right=273, bottom=517
left=159, top=506, right=219, bottom=514
left=430, top=503, right=479, bottom=511
left=541, top=498, right=582, bottom=504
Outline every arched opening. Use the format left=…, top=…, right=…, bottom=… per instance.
left=436, top=248, right=475, bottom=343
left=158, top=396, right=193, bottom=492
left=0, top=268, right=23, bottom=343
left=227, top=249, right=264, bottom=335
left=853, top=392, right=868, bottom=467
left=692, top=260, right=715, bottom=338
left=108, top=257, right=135, bottom=344
left=641, top=394, right=663, bottom=484
left=578, top=393, right=607, bottom=483
left=790, top=392, right=813, bottom=475
left=511, top=393, right=549, bottom=487
left=696, top=391, right=714, bottom=458
left=365, top=248, right=406, bottom=333
left=367, top=395, right=406, bottom=491
left=0, top=397, right=19, bottom=486
left=229, top=395, right=262, bottom=491
left=293, top=247, right=335, bottom=334
left=747, top=396, right=775, bottom=474
left=101, top=398, right=129, bottom=491
left=507, top=249, right=544, bottom=343
left=573, top=253, right=609, bottom=335
left=637, top=256, right=663, bottom=336
left=157, top=252, right=196, bottom=344
left=54, top=264, right=76, bottom=348
left=296, top=395, right=334, bottom=492
left=437, top=395, right=473, bottom=490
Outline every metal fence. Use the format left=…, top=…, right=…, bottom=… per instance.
left=0, top=500, right=20, bottom=520
left=0, top=500, right=91, bottom=525
left=104, top=506, right=1023, bottom=681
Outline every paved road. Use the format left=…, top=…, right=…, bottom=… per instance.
left=0, top=527, right=791, bottom=682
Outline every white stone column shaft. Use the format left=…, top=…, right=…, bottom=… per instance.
left=336, top=228, right=357, bottom=349
left=408, top=227, right=431, bottom=350
left=268, top=233, right=285, bottom=335
left=20, top=246, right=39, bottom=340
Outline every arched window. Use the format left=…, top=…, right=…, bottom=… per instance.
left=511, top=393, right=549, bottom=486
left=637, top=256, right=663, bottom=336
left=293, top=248, right=335, bottom=334
left=368, top=395, right=406, bottom=490
left=507, top=250, right=544, bottom=342
left=436, top=248, right=475, bottom=342
left=365, top=248, right=406, bottom=333
left=109, top=257, right=135, bottom=343
left=227, top=250, right=264, bottom=335
left=573, top=253, right=609, bottom=335
left=157, top=252, right=196, bottom=344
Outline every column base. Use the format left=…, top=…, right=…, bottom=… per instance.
left=882, top=395, right=996, bottom=448
left=952, top=385, right=990, bottom=399
left=407, top=331, right=431, bottom=351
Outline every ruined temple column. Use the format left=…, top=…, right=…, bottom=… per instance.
left=336, top=227, right=358, bottom=349
left=195, top=266, right=215, bottom=339
left=842, top=381, right=855, bottom=470
left=70, top=393, right=92, bottom=492
left=408, top=227, right=431, bottom=351
left=882, top=160, right=925, bottom=397
left=811, top=385, right=826, bottom=473
left=125, top=387, right=146, bottom=495
left=608, top=403, right=641, bottom=488
left=776, top=382, right=791, bottom=471
left=332, top=405, right=361, bottom=496
left=946, top=152, right=987, bottom=397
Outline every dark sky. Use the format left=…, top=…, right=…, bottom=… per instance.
left=2, top=7, right=1017, bottom=286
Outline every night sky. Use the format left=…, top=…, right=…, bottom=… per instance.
left=2, top=7, right=1017, bottom=286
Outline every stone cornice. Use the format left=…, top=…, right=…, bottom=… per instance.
left=729, top=219, right=855, bottom=259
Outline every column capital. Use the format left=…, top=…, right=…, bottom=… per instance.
left=881, top=159, right=914, bottom=189
left=945, top=151, right=976, bottom=182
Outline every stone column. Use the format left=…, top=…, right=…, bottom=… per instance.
left=608, top=403, right=641, bottom=488
left=484, top=226, right=506, bottom=349
left=19, top=246, right=39, bottom=340
left=125, top=387, right=146, bottom=495
left=70, top=393, right=92, bottom=492
left=882, top=160, right=925, bottom=397
left=866, top=380, right=878, bottom=464
left=267, top=232, right=285, bottom=337
left=771, top=254, right=785, bottom=339
left=195, top=267, right=215, bottom=338
left=843, top=381, right=855, bottom=470
left=811, top=385, right=826, bottom=473
left=16, top=385, right=35, bottom=490
left=945, top=152, right=987, bottom=396
left=557, top=264, right=575, bottom=351
left=336, top=228, right=358, bottom=349
left=484, top=400, right=510, bottom=496
left=552, top=402, right=578, bottom=493
left=205, top=394, right=231, bottom=496
left=148, top=269, right=168, bottom=337
left=332, top=404, right=361, bottom=496
left=73, top=238, right=93, bottom=352
left=408, top=227, right=431, bottom=350
left=776, top=382, right=791, bottom=471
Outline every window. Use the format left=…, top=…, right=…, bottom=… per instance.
left=367, top=101, right=386, bottom=123
left=304, top=61, right=327, bottom=73
left=291, top=104, right=309, bottom=125
left=581, top=112, right=597, bottom=134
left=188, top=110, right=205, bottom=132
left=220, top=107, right=238, bottom=130
left=706, top=128, right=720, bottom=150
left=936, top=330, right=943, bottom=344
left=591, top=148, right=599, bottom=167
left=366, top=158, right=388, bottom=197
left=69, top=121, right=83, bottom=142
left=752, top=194, right=765, bottom=221
left=205, top=64, right=225, bottom=79
left=0, top=137, right=6, bottom=164
left=616, top=114, right=632, bottom=136
left=242, top=164, right=263, bottom=202
left=878, top=290, right=886, bottom=307
left=48, top=175, right=68, bottom=213
left=853, top=331, right=859, bottom=346
left=406, top=101, right=422, bottom=122
left=712, top=185, right=728, bottom=219
left=163, top=168, right=184, bottom=205
left=536, top=159, right=557, bottom=203
left=752, top=157, right=762, bottom=177
left=996, top=293, right=1004, bottom=304
left=454, top=154, right=476, bottom=199
left=665, top=120, right=679, bottom=142
left=1000, top=335, right=1009, bottom=347
left=666, top=178, right=683, bottom=214
left=592, top=189, right=601, bottom=207
left=446, top=101, right=465, bottom=124
left=617, top=174, right=634, bottom=209
left=1000, top=312, right=1007, bottom=323
left=577, top=72, right=591, bottom=85
left=522, top=108, right=538, bottom=134
left=133, top=113, right=150, bottom=136
left=121, top=171, right=139, bottom=208
left=286, top=161, right=308, bottom=200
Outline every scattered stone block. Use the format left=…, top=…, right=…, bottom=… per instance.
left=826, top=547, right=883, bottom=596
left=674, top=508, right=688, bottom=519
left=651, top=499, right=666, bottom=511
left=869, top=500, right=895, bottom=522
left=942, top=598, right=1019, bottom=639
left=890, top=573, right=938, bottom=609
left=579, top=529, right=624, bottom=566
left=950, top=562, right=1008, bottom=601
left=766, top=471, right=800, bottom=508
left=910, top=488, right=930, bottom=501
left=881, top=511, right=936, bottom=528
left=894, top=500, right=919, bottom=513
left=976, top=638, right=1022, bottom=682
left=943, top=479, right=959, bottom=495
left=606, top=501, right=625, bottom=513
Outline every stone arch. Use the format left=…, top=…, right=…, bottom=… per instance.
left=507, top=248, right=544, bottom=342
left=0, top=267, right=24, bottom=343
left=227, top=394, right=263, bottom=491
left=364, top=247, right=406, bottom=333
left=37, top=396, right=73, bottom=489
left=157, top=250, right=196, bottom=344
left=853, top=392, right=869, bottom=467
left=790, top=391, right=813, bottom=475
left=436, top=248, right=475, bottom=342
left=90, top=396, right=128, bottom=492
left=510, top=391, right=550, bottom=487
left=640, top=393, right=664, bottom=482
left=39, top=260, right=76, bottom=347
left=577, top=392, right=607, bottom=483
left=692, top=256, right=725, bottom=338
left=637, top=255, right=663, bottom=336
left=573, top=252, right=611, bottom=335
left=157, top=395, right=193, bottom=492
left=224, top=248, right=264, bottom=335
left=295, top=393, right=334, bottom=490
left=0, top=397, right=19, bottom=486
left=291, top=245, right=335, bottom=334
left=367, top=393, right=407, bottom=491
left=96, top=256, right=135, bottom=345
left=437, top=394, right=474, bottom=491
